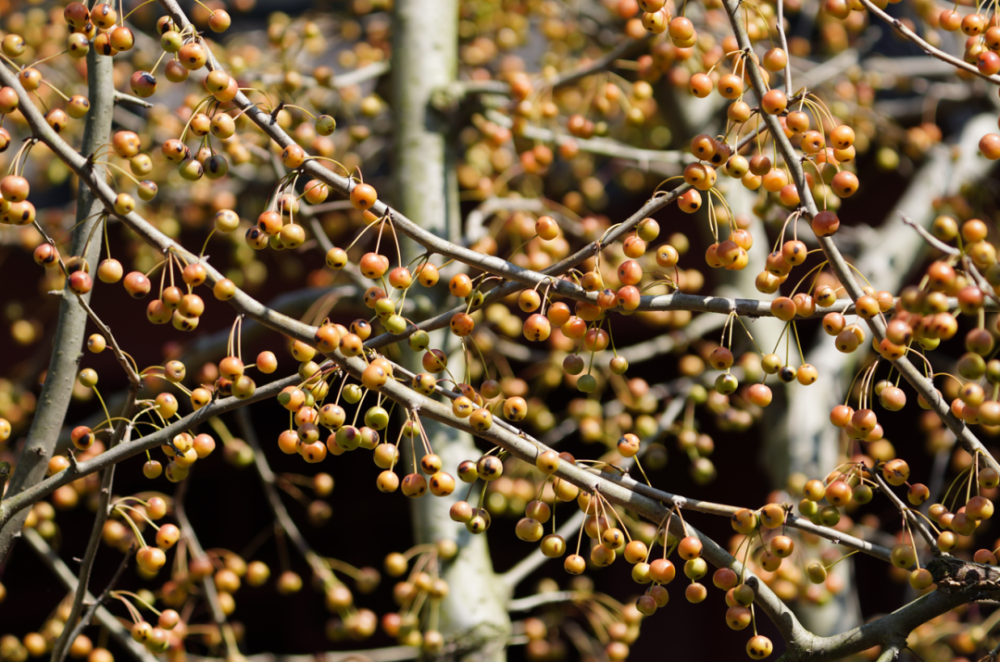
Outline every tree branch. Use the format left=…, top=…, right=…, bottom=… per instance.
left=605, top=471, right=893, bottom=563
left=507, top=591, right=582, bottom=613
left=253, top=61, right=390, bottom=90
left=856, top=0, right=1000, bottom=86
left=22, top=528, right=158, bottom=662
left=720, top=0, right=1000, bottom=478
left=500, top=510, right=586, bottom=590
left=72, top=295, right=141, bottom=389
left=113, top=91, right=153, bottom=108
left=0, top=374, right=300, bottom=527
left=874, top=471, right=938, bottom=555
left=235, top=407, right=342, bottom=588
left=0, top=8, right=976, bottom=658
left=0, top=32, right=116, bottom=565
left=776, top=0, right=793, bottom=96
left=438, top=35, right=649, bottom=105
left=875, top=641, right=903, bottom=662
left=295, top=345, right=812, bottom=644
left=544, top=36, right=650, bottom=90
left=799, top=575, right=991, bottom=661
left=50, top=413, right=138, bottom=662
left=485, top=109, right=686, bottom=165
left=899, top=212, right=959, bottom=256
left=174, top=481, right=239, bottom=658
left=57, top=548, right=132, bottom=662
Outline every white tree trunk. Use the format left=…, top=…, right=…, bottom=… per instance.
left=391, top=2, right=511, bottom=659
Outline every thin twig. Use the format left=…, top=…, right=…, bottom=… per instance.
left=50, top=415, right=138, bottom=662
left=619, top=311, right=726, bottom=363
left=74, top=295, right=142, bottom=387
left=507, top=590, right=582, bottom=612
left=605, top=470, right=893, bottom=563
left=874, top=471, right=939, bottom=554
left=962, top=255, right=1000, bottom=308
left=22, top=528, right=158, bottom=662
left=856, top=0, right=1000, bottom=86
left=0, top=374, right=300, bottom=529
left=174, top=481, right=240, bottom=658
left=548, top=36, right=650, bottom=89
left=447, top=35, right=647, bottom=101
left=59, top=548, right=132, bottom=660
left=776, top=0, right=793, bottom=96
left=501, top=510, right=586, bottom=590
left=113, top=91, right=153, bottom=109
left=875, top=640, right=905, bottom=662
left=486, top=109, right=685, bottom=164
left=253, top=60, right=390, bottom=90
left=899, top=211, right=959, bottom=256
left=234, top=407, right=342, bottom=589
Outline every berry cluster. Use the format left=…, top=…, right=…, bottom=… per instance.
left=3, top=0, right=1000, bottom=661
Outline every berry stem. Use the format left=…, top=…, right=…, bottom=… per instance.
left=113, top=505, right=148, bottom=549
left=114, top=504, right=161, bottom=532
left=122, top=0, right=160, bottom=21
left=111, top=594, right=145, bottom=624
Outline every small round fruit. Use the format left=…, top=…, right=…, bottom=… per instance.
left=746, top=635, right=773, bottom=659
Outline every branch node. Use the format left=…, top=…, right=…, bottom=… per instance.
left=270, top=101, right=285, bottom=124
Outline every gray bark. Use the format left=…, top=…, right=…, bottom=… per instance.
left=391, top=2, right=511, bottom=659
left=0, top=42, right=115, bottom=564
